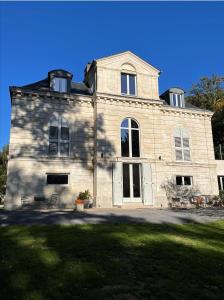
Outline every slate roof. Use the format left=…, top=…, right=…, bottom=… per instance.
left=15, top=69, right=93, bottom=96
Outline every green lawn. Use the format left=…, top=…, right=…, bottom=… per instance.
left=1, top=222, right=224, bottom=300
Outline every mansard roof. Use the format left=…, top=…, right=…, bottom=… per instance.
left=12, top=69, right=92, bottom=96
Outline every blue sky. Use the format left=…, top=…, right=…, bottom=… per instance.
left=1, top=1, right=224, bottom=149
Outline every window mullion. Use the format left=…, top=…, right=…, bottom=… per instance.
left=58, top=125, right=61, bottom=156
left=127, top=75, right=129, bottom=95
left=129, top=119, right=132, bottom=157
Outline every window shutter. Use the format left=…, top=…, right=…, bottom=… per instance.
left=112, top=162, right=123, bottom=206
left=142, top=163, right=153, bottom=205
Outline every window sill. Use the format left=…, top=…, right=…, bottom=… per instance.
left=121, top=93, right=137, bottom=97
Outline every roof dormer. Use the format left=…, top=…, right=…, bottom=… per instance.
left=48, top=69, right=73, bottom=93
left=160, top=88, right=185, bottom=108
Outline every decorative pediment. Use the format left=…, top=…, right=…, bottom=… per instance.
left=96, top=51, right=160, bottom=76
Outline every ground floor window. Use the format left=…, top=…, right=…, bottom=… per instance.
left=218, top=176, right=224, bottom=190
left=176, top=176, right=192, bottom=186
left=46, top=174, right=68, bottom=185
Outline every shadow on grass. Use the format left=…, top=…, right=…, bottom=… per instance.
left=0, top=222, right=224, bottom=300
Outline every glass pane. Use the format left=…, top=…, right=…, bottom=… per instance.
left=133, top=164, right=141, bottom=197
left=184, top=149, right=191, bottom=161
left=178, top=94, right=182, bottom=107
left=175, top=149, right=183, bottom=160
left=61, top=127, right=69, bottom=140
left=123, top=164, right=130, bottom=197
left=131, top=130, right=140, bottom=157
left=121, top=73, right=127, bottom=94
left=183, top=138, right=189, bottom=148
left=121, top=118, right=129, bottom=128
left=49, top=142, right=58, bottom=155
left=218, top=177, right=221, bottom=190
left=53, top=78, right=60, bottom=91
left=121, top=129, right=129, bottom=157
left=60, top=142, right=69, bottom=156
left=173, top=94, right=177, bottom=106
left=184, top=176, right=191, bottom=185
left=174, top=137, right=181, bottom=148
left=49, top=126, right=58, bottom=140
left=131, top=119, right=138, bottom=128
left=129, top=75, right=136, bottom=95
left=47, top=174, right=68, bottom=185
left=60, top=79, right=67, bottom=92
left=176, top=176, right=182, bottom=185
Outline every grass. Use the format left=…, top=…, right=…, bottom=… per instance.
left=0, top=222, right=224, bottom=300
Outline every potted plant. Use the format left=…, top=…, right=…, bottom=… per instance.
left=75, top=190, right=91, bottom=211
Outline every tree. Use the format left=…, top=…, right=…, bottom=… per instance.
left=186, top=75, right=224, bottom=159
left=0, top=145, right=9, bottom=202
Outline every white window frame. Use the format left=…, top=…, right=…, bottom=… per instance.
left=172, top=93, right=184, bottom=108
left=49, top=116, right=70, bottom=157
left=46, top=173, right=70, bottom=186
left=176, top=175, right=193, bottom=186
left=121, top=73, right=137, bottom=96
left=52, top=77, right=67, bottom=93
left=218, top=176, right=224, bottom=190
left=120, top=118, right=140, bottom=158
left=174, top=128, right=191, bottom=162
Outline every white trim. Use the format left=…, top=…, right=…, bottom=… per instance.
left=218, top=176, right=224, bottom=190
left=120, top=117, right=140, bottom=158
left=122, top=163, right=142, bottom=203
left=121, top=73, right=137, bottom=96
left=176, top=175, right=193, bottom=186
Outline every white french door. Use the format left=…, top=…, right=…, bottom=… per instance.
left=122, top=163, right=142, bottom=202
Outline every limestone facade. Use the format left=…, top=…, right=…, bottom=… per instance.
left=5, top=51, right=220, bottom=209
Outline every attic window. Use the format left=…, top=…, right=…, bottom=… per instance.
left=121, top=73, right=136, bottom=96
left=52, top=77, right=67, bottom=92
left=172, top=93, right=184, bottom=108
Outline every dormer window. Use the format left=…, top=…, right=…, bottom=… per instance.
left=172, top=93, right=184, bottom=108
left=52, top=77, right=67, bottom=93
left=121, top=73, right=136, bottom=96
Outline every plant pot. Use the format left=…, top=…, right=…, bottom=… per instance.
left=76, top=203, right=84, bottom=212
left=75, top=199, right=85, bottom=212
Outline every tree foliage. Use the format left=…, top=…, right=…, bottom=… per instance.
left=0, top=145, right=9, bottom=201
left=186, top=75, right=224, bottom=159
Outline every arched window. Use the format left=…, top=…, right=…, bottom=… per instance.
left=49, top=115, right=70, bottom=156
left=174, top=128, right=190, bottom=161
left=121, top=118, right=140, bottom=157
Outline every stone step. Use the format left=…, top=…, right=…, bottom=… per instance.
left=117, top=203, right=154, bottom=209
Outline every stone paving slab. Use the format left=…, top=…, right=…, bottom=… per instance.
left=1, top=208, right=224, bottom=226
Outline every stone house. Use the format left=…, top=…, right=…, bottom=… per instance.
left=5, top=51, right=222, bottom=209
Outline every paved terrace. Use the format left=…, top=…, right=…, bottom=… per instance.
left=1, top=208, right=224, bottom=226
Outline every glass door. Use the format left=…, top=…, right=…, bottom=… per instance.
left=122, top=163, right=142, bottom=202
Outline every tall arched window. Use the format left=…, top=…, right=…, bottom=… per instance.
left=121, top=118, right=140, bottom=157
left=49, top=116, right=70, bottom=156
left=174, top=128, right=190, bottom=161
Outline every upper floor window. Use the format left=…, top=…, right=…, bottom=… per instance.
left=49, top=116, right=70, bottom=156
left=121, top=118, right=140, bottom=157
left=218, top=176, right=224, bottom=190
left=174, top=128, right=191, bottom=161
left=172, top=93, right=184, bottom=108
left=121, top=73, right=136, bottom=96
left=52, top=77, right=67, bottom=92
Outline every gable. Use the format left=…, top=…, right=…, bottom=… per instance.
left=96, top=51, right=160, bottom=76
